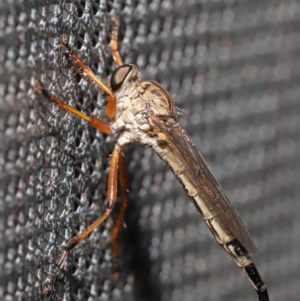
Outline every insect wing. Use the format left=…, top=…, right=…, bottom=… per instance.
left=151, top=115, right=257, bottom=253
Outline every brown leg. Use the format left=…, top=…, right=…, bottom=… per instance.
left=61, top=42, right=113, bottom=97
left=111, top=151, right=129, bottom=280
left=60, top=41, right=117, bottom=119
left=43, top=145, right=123, bottom=297
left=111, top=15, right=124, bottom=67
left=39, top=84, right=112, bottom=134
left=104, top=15, right=124, bottom=119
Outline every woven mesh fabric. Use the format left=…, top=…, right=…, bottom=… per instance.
left=1, top=1, right=300, bottom=301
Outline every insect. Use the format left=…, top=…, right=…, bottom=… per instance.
left=39, top=16, right=269, bottom=301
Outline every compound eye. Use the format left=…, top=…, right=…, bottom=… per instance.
left=110, top=64, right=132, bottom=93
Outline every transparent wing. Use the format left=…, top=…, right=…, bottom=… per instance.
left=151, top=115, right=257, bottom=253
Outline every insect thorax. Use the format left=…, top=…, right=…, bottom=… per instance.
left=111, top=79, right=176, bottom=146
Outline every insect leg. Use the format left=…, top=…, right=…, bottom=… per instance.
left=111, top=151, right=129, bottom=280
left=39, top=84, right=112, bottom=134
left=61, top=42, right=117, bottom=119
left=43, top=145, right=122, bottom=297
left=110, top=15, right=124, bottom=66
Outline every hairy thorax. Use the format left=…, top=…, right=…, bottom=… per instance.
left=110, top=80, right=175, bottom=147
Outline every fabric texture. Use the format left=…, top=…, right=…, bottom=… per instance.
left=1, top=1, right=300, bottom=301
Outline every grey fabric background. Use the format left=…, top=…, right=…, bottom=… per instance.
left=1, top=1, right=300, bottom=301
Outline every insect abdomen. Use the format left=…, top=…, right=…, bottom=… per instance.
left=152, top=142, right=269, bottom=300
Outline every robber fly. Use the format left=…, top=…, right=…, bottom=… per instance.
left=39, top=16, right=269, bottom=301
